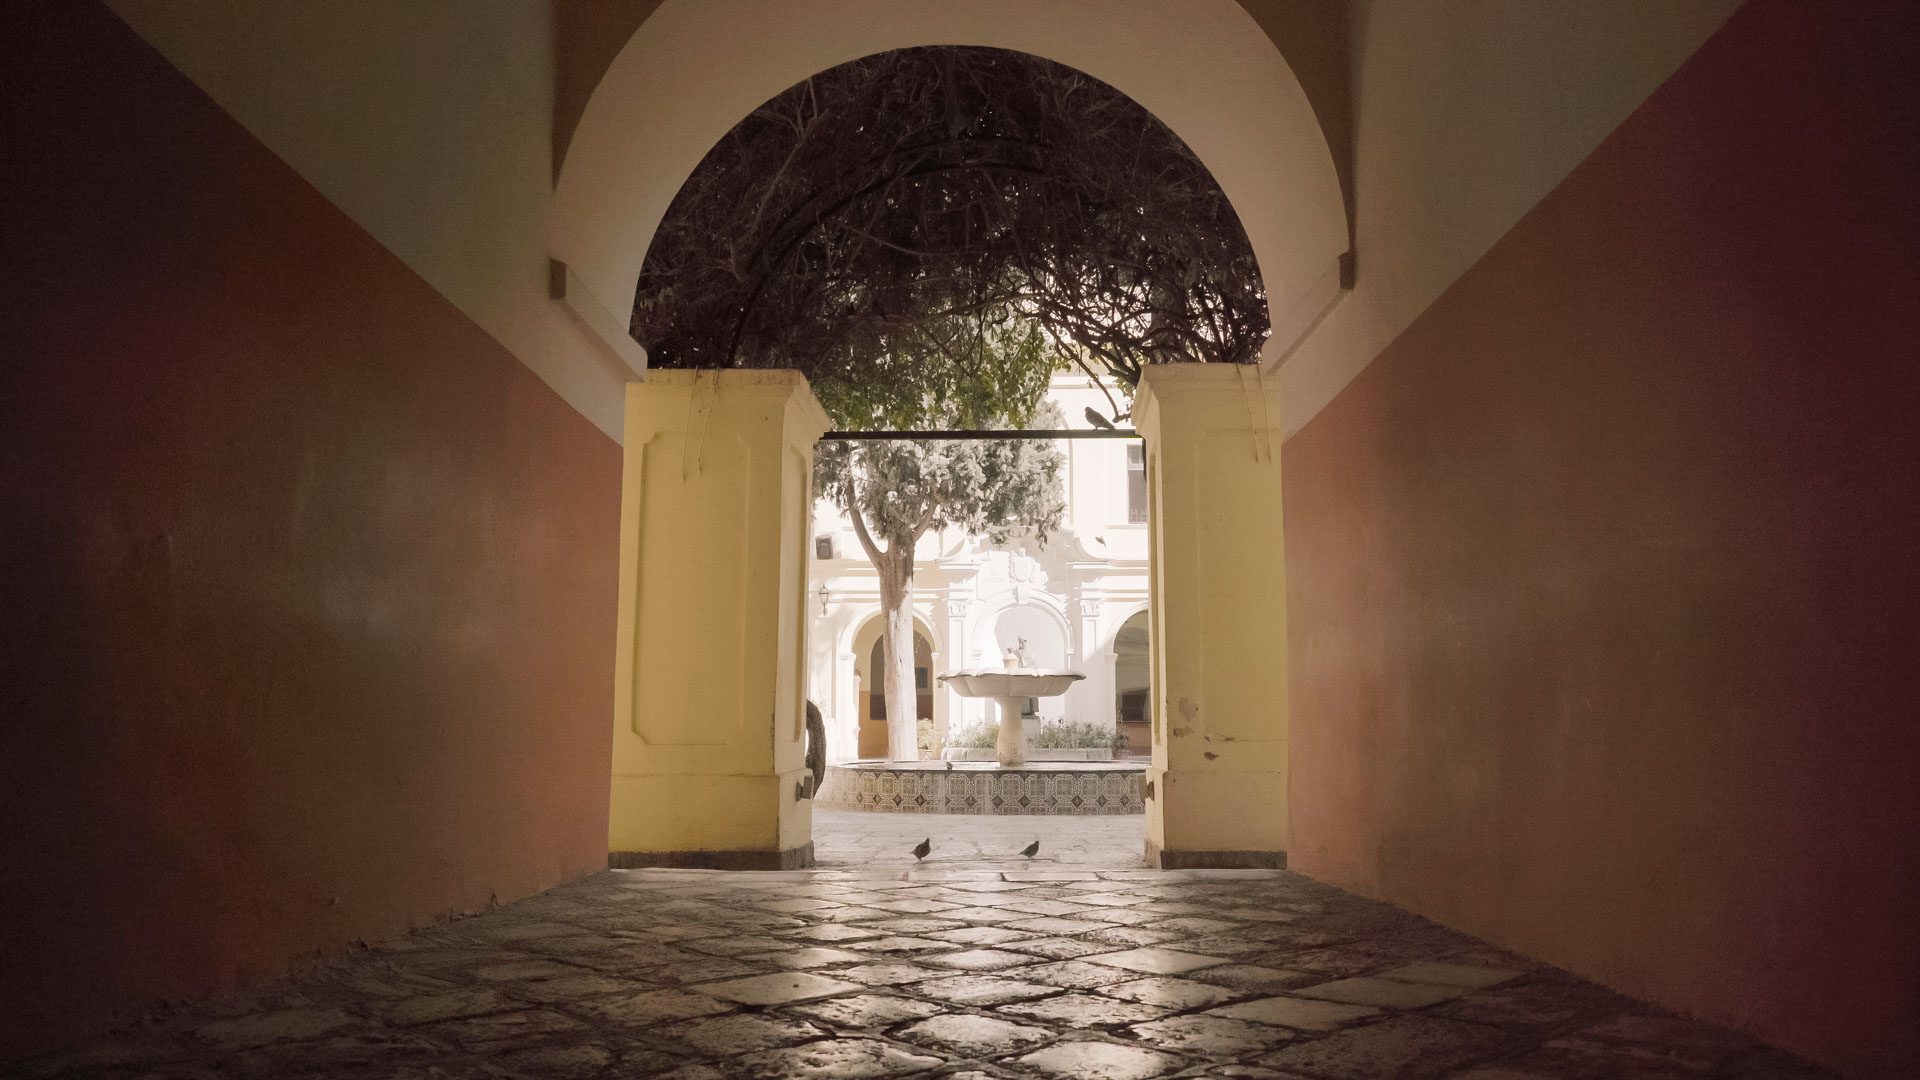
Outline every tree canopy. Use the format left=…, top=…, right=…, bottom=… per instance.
left=632, top=45, right=1268, bottom=430
left=814, top=404, right=1068, bottom=558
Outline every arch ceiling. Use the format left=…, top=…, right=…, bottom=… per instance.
left=552, top=0, right=1348, bottom=372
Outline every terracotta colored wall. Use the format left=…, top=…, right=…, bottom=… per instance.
left=0, top=4, right=619, bottom=1060
left=1283, top=4, right=1920, bottom=1076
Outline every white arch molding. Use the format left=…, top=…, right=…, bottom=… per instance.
left=845, top=607, right=943, bottom=667
left=552, top=0, right=1349, bottom=375
left=838, top=603, right=943, bottom=663
left=1105, top=602, right=1152, bottom=661
left=971, top=596, right=1076, bottom=664
left=1110, top=604, right=1154, bottom=759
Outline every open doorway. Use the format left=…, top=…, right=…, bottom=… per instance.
left=1114, top=609, right=1151, bottom=757
left=856, top=625, right=933, bottom=759
left=603, top=37, right=1300, bottom=869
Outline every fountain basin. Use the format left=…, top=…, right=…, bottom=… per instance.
left=940, top=669, right=1085, bottom=698
left=938, top=667, right=1087, bottom=768
left=941, top=747, right=1112, bottom=762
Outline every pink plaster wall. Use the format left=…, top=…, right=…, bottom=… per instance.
left=1283, top=4, right=1920, bottom=1075
left=0, top=4, right=619, bottom=1059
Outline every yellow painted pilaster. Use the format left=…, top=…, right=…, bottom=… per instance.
left=1136, top=364, right=1290, bottom=868
left=609, top=370, right=828, bottom=868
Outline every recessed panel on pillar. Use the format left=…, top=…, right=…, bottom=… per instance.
left=632, top=431, right=748, bottom=746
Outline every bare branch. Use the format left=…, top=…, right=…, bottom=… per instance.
left=634, top=45, right=1267, bottom=426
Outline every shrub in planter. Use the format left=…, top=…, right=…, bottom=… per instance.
left=949, top=722, right=999, bottom=750
left=1029, top=720, right=1125, bottom=750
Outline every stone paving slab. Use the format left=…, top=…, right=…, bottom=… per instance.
left=813, top=808, right=1150, bottom=867
left=14, top=843, right=1840, bottom=1078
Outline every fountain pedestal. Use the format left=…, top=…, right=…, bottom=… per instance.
left=991, top=696, right=1029, bottom=767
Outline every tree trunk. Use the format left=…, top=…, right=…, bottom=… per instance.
left=844, top=480, right=930, bottom=764
left=875, top=550, right=920, bottom=763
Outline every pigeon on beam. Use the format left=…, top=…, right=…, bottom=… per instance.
left=1084, top=407, right=1117, bottom=430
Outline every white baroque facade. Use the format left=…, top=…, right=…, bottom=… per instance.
left=807, top=375, right=1151, bottom=763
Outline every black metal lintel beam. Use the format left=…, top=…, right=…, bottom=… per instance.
left=819, top=428, right=1139, bottom=441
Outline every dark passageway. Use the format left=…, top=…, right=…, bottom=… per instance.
left=4, top=2, right=1916, bottom=1077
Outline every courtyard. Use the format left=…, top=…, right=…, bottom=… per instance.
left=23, top=812, right=1833, bottom=1079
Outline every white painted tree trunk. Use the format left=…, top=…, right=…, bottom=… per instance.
left=876, top=552, right=919, bottom=763
left=842, top=482, right=931, bottom=765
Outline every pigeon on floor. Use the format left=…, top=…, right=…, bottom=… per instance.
left=1020, top=840, right=1040, bottom=858
left=912, top=838, right=932, bottom=860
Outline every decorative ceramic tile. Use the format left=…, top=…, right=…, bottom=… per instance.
left=814, top=765, right=1145, bottom=815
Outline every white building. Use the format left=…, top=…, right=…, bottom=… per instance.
left=807, top=374, right=1153, bottom=763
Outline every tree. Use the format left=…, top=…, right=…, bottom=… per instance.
left=632, top=45, right=1268, bottom=761
left=814, top=404, right=1066, bottom=761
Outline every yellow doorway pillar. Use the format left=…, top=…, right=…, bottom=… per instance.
left=609, top=370, right=828, bottom=869
left=1136, top=364, right=1289, bottom=869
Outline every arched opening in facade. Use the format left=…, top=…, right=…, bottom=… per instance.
left=856, top=624, right=934, bottom=761
left=1113, top=608, right=1152, bottom=758
left=841, top=608, right=943, bottom=761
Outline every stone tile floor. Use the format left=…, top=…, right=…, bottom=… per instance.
left=20, top=814, right=1837, bottom=1079
left=813, top=810, right=1149, bottom=867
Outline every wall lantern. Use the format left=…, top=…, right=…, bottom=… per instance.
left=817, top=585, right=831, bottom=617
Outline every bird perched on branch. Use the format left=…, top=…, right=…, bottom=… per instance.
left=1084, top=407, right=1116, bottom=430
left=1020, top=840, right=1040, bottom=858
left=912, top=838, right=932, bottom=860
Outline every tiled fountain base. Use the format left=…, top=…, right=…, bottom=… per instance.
left=816, top=762, right=1145, bottom=815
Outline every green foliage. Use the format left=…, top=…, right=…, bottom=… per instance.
left=916, top=719, right=938, bottom=753
left=948, top=719, right=1125, bottom=751
left=948, top=722, right=999, bottom=750
left=1028, top=720, right=1127, bottom=750
left=813, top=402, right=1067, bottom=552
left=807, top=314, right=1059, bottom=432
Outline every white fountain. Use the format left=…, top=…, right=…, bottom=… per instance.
left=938, top=639, right=1086, bottom=767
